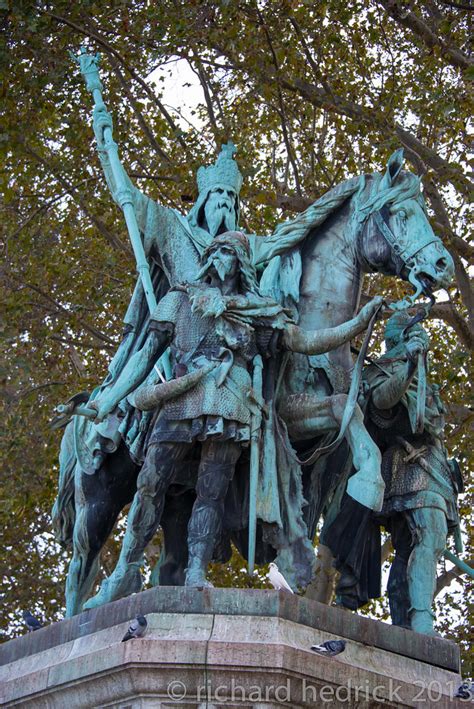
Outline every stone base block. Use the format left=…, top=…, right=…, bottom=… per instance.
left=0, top=588, right=462, bottom=708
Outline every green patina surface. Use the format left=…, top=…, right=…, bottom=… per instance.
left=49, top=49, right=462, bottom=635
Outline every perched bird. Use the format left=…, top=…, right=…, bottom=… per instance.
left=122, top=614, right=147, bottom=642
left=267, top=562, right=294, bottom=594
left=311, top=639, right=346, bottom=657
left=22, top=611, right=43, bottom=632
left=455, top=682, right=473, bottom=700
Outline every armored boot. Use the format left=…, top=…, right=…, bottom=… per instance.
left=185, top=503, right=218, bottom=588
left=387, top=555, right=411, bottom=629
left=185, top=445, right=239, bottom=587
left=410, top=609, right=438, bottom=636
left=334, top=566, right=360, bottom=610
left=185, top=549, right=215, bottom=588
left=405, top=508, right=447, bottom=636
left=83, top=560, right=143, bottom=610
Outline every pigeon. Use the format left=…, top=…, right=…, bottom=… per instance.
left=22, top=610, right=43, bottom=632
left=121, top=614, right=147, bottom=642
left=455, top=682, right=473, bottom=700
left=266, top=562, right=294, bottom=594
left=311, top=639, right=346, bottom=657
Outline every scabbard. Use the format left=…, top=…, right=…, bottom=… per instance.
left=248, top=355, right=263, bottom=574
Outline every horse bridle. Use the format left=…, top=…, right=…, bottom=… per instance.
left=369, top=205, right=440, bottom=279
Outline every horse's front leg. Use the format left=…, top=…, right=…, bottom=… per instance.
left=280, top=393, right=384, bottom=511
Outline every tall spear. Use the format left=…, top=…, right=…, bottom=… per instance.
left=72, top=46, right=173, bottom=383
left=73, top=47, right=158, bottom=316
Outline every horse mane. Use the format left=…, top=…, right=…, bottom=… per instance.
left=271, top=175, right=362, bottom=243
left=261, top=175, right=362, bottom=308
left=260, top=165, right=425, bottom=310
left=357, top=170, right=425, bottom=217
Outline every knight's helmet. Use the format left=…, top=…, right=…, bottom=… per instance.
left=188, top=142, right=243, bottom=229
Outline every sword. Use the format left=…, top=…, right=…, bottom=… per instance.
left=402, top=304, right=433, bottom=434
left=248, top=355, right=263, bottom=574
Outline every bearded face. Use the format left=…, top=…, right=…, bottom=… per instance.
left=203, top=187, right=237, bottom=236
left=200, top=245, right=239, bottom=282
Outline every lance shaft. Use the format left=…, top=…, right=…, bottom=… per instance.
left=74, top=47, right=157, bottom=315
left=443, top=549, right=474, bottom=580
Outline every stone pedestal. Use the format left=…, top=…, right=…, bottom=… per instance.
left=0, top=588, right=462, bottom=708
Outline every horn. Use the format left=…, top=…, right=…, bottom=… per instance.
left=131, top=363, right=216, bottom=411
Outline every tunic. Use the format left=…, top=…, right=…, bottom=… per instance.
left=146, top=287, right=261, bottom=445
left=365, top=358, right=460, bottom=527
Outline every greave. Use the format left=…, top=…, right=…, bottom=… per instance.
left=387, top=555, right=411, bottom=628
left=187, top=501, right=222, bottom=568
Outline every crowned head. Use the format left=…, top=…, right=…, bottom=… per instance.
left=188, top=142, right=243, bottom=235
left=196, top=142, right=243, bottom=196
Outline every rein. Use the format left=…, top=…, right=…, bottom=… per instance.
left=298, top=301, right=384, bottom=466
left=287, top=190, right=437, bottom=468
left=296, top=199, right=437, bottom=466
left=401, top=304, right=435, bottom=435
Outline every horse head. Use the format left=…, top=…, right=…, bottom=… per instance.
left=356, top=149, right=454, bottom=301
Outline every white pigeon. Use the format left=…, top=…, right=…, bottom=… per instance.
left=121, top=614, right=147, bottom=642
left=267, top=562, right=294, bottom=593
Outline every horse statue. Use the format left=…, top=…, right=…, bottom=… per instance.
left=52, top=150, right=453, bottom=615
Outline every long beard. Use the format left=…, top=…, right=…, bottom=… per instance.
left=212, top=256, right=232, bottom=281
left=205, top=205, right=236, bottom=237
left=197, top=254, right=233, bottom=282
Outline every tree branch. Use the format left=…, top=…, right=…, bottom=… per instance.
left=45, top=11, right=191, bottom=155
left=438, top=0, right=474, bottom=9
left=210, top=43, right=473, bottom=199
left=22, top=142, right=131, bottom=254
left=7, top=177, right=100, bottom=242
left=378, top=0, right=473, bottom=71
left=431, top=221, right=474, bottom=263
left=186, top=55, right=221, bottom=140
left=17, top=279, right=117, bottom=346
left=382, top=537, right=393, bottom=563
left=49, top=333, right=115, bottom=352
left=107, top=55, right=173, bottom=164
left=16, top=381, right=65, bottom=400
left=430, top=302, right=473, bottom=350
left=255, top=8, right=302, bottom=195
left=423, top=177, right=474, bottom=328
left=444, top=402, right=473, bottom=427
left=287, top=16, right=335, bottom=100
left=358, top=294, right=472, bottom=350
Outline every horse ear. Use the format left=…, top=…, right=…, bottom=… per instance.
left=380, top=149, right=404, bottom=190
